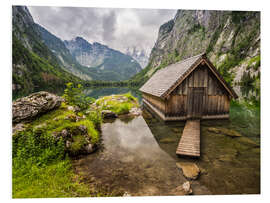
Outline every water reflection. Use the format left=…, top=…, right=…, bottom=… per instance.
left=72, top=116, right=210, bottom=196
left=102, top=116, right=169, bottom=159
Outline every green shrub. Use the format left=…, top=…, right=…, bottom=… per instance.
left=124, top=92, right=137, bottom=102
left=13, top=129, right=65, bottom=166
left=63, top=82, right=95, bottom=110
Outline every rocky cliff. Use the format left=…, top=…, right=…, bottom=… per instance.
left=36, top=24, right=94, bottom=80
left=126, top=47, right=149, bottom=69
left=133, top=10, right=260, bottom=101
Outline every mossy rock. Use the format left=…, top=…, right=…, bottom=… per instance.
left=68, top=135, right=88, bottom=156
left=94, top=93, right=139, bottom=115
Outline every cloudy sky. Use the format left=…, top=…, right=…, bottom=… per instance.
left=28, top=6, right=176, bottom=56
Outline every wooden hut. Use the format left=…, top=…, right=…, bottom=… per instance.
left=140, top=53, right=237, bottom=121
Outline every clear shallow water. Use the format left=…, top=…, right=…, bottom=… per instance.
left=72, top=116, right=210, bottom=196
left=72, top=87, right=260, bottom=196
left=143, top=109, right=260, bottom=195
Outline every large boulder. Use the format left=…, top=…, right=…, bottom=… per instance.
left=12, top=91, right=63, bottom=123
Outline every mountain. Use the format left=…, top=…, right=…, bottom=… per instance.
left=12, top=6, right=143, bottom=98
left=35, top=24, right=95, bottom=80
left=132, top=10, right=260, bottom=101
left=12, top=6, right=81, bottom=99
left=64, top=37, right=142, bottom=81
left=126, top=47, right=149, bottom=69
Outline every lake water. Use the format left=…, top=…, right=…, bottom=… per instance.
left=73, top=87, right=260, bottom=196
left=72, top=115, right=210, bottom=196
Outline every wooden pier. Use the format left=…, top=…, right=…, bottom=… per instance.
left=176, top=120, right=200, bottom=157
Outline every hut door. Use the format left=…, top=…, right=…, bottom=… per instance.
left=187, top=87, right=205, bottom=119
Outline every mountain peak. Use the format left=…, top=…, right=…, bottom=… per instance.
left=64, top=37, right=142, bottom=79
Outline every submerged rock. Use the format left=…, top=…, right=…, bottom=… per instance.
left=12, top=91, right=63, bottom=123
left=173, top=181, right=193, bottom=195
left=160, top=137, right=177, bottom=143
left=84, top=143, right=96, bottom=154
left=218, top=154, right=235, bottom=162
left=172, top=128, right=180, bottom=133
left=207, top=127, right=242, bottom=137
left=176, top=162, right=200, bottom=180
left=237, top=137, right=259, bottom=147
left=101, top=110, right=118, bottom=118
left=123, top=192, right=131, bottom=197
left=207, top=127, right=221, bottom=134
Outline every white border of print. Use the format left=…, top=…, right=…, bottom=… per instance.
left=1, top=0, right=268, bottom=203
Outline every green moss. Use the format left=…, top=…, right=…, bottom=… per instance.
left=69, top=135, right=87, bottom=155
left=115, top=103, right=131, bottom=114
left=77, top=120, right=99, bottom=144
left=86, top=110, right=102, bottom=130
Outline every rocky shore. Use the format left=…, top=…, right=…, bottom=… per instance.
left=12, top=91, right=141, bottom=156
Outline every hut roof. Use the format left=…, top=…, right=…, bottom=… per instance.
left=139, top=53, right=238, bottom=99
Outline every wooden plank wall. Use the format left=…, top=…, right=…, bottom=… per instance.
left=165, top=64, right=230, bottom=116
left=142, top=93, right=166, bottom=114
left=166, top=95, right=187, bottom=116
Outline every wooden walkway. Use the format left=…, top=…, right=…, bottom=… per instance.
left=176, top=120, right=200, bottom=157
